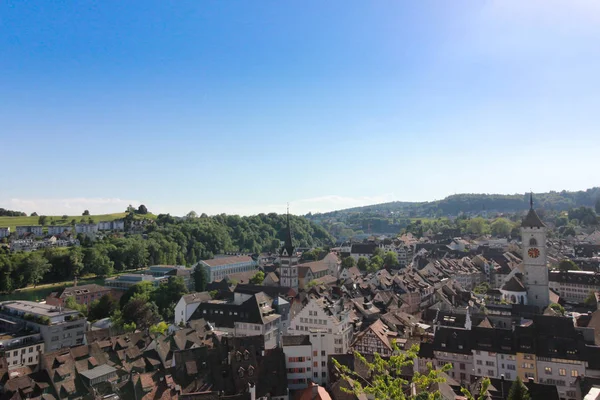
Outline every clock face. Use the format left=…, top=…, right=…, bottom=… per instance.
left=528, top=247, right=540, bottom=258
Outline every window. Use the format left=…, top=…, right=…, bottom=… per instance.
left=321, top=361, right=326, bottom=367
left=476, top=360, right=482, bottom=365
left=571, top=370, right=578, bottom=377
left=559, top=368, right=566, bottom=376
left=545, top=367, right=552, bottom=374
left=313, top=351, right=318, bottom=357
left=488, top=370, right=494, bottom=376
left=460, top=363, right=465, bottom=370
left=321, top=351, right=325, bottom=356
left=529, top=238, right=538, bottom=246
left=313, top=372, right=318, bottom=378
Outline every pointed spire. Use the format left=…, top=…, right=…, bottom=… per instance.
left=281, top=205, right=295, bottom=257
left=530, top=192, right=534, bottom=209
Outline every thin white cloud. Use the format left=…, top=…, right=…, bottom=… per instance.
left=6, top=197, right=142, bottom=216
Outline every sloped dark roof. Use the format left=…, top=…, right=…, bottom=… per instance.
left=522, top=208, right=545, bottom=228
left=280, top=213, right=295, bottom=257
left=501, top=276, right=526, bottom=292
left=282, top=335, right=311, bottom=347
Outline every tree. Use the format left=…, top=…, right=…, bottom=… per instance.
left=383, top=251, right=399, bottom=268
left=137, top=205, right=148, bottom=214
left=342, top=256, right=356, bottom=269
left=585, top=291, right=597, bottom=307
left=473, top=282, right=490, bottom=295
left=152, top=276, right=188, bottom=321
left=568, top=206, right=597, bottom=226
left=64, top=296, right=87, bottom=316
left=558, top=259, right=580, bottom=272
left=62, top=215, right=69, bottom=220
left=368, top=255, right=383, bottom=273
left=186, top=211, right=198, bottom=219
left=150, top=321, right=169, bottom=335
left=38, top=215, right=48, bottom=226
left=23, top=253, right=51, bottom=287
left=250, top=271, right=265, bottom=284
left=82, top=210, right=90, bottom=216
left=120, top=281, right=155, bottom=308
left=30, top=212, right=38, bottom=217
left=491, top=218, right=513, bottom=237
left=596, top=198, right=600, bottom=215
left=549, top=303, right=565, bottom=315
left=332, top=342, right=482, bottom=400
left=126, top=204, right=136, bottom=213
left=122, top=297, right=160, bottom=330
left=357, top=257, right=369, bottom=272
left=88, top=294, right=118, bottom=321
left=193, top=264, right=208, bottom=292
left=507, top=377, right=530, bottom=400
left=467, top=217, right=490, bottom=235
left=372, top=247, right=384, bottom=258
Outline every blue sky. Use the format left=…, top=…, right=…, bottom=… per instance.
left=1, top=1, right=599, bottom=216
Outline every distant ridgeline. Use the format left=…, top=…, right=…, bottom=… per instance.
left=308, top=187, right=600, bottom=219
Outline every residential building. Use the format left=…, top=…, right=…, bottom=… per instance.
left=15, top=225, right=43, bottom=237
left=350, top=242, right=378, bottom=261
left=190, top=291, right=281, bottom=349
left=75, top=223, right=98, bottom=235
left=174, top=291, right=212, bottom=325
left=0, top=301, right=86, bottom=351
left=279, top=213, right=299, bottom=291
left=288, top=297, right=353, bottom=384
left=46, top=284, right=113, bottom=308
left=97, top=220, right=125, bottom=231
left=47, top=225, right=73, bottom=236
left=0, top=331, right=44, bottom=368
left=298, top=260, right=330, bottom=289
left=0, top=227, right=9, bottom=238
left=351, top=318, right=397, bottom=357
left=549, top=270, right=600, bottom=303
left=104, top=274, right=168, bottom=291
left=282, top=335, right=313, bottom=390
left=198, top=255, right=258, bottom=283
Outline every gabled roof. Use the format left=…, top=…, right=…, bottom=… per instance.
left=501, top=276, right=526, bottom=292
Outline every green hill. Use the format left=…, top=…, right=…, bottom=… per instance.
left=0, top=212, right=156, bottom=232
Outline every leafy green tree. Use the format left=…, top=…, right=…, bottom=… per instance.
left=368, top=255, right=383, bottom=273
left=596, top=198, right=600, bottom=215
left=342, top=256, right=356, bottom=269
left=332, top=343, right=479, bottom=400
left=122, top=297, right=160, bottom=330
left=193, top=264, right=208, bottom=292
left=558, top=259, right=580, bottom=272
left=467, top=217, right=490, bottom=235
left=137, top=204, right=148, bottom=214
left=357, top=257, right=369, bottom=272
left=82, top=210, right=90, bottom=216
left=507, top=377, right=530, bottom=400
left=30, top=212, right=38, bottom=217
left=490, top=218, right=513, bottom=237
left=152, top=276, right=188, bottom=321
left=250, top=271, right=265, bottom=284
left=64, top=296, right=87, bottom=316
left=549, top=303, right=565, bottom=315
left=186, top=211, right=198, bottom=219
left=150, top=321, right=169, bottom=335
left=383, top=251, right=399, bottom=268
left=88, top=294, right=118, bottom=321
left=473, top=282, right=490, bottom=295
left=372, top=247, right=384, bottom=258
left=23, top=253, right=51, bottom=287
left=120, top=281, right=155, bottom=308
left=126, top=204, right=136, bottom=213
left=62, top=215, right=68, bottom=220
left=585, top=291, right=597, bottom=307
left=38, top=215, right=48, bottom=226
left=568, top=206, right=597, bottom=226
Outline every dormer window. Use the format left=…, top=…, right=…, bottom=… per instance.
left=236, top=352, right=242, bottom=362
left=244, top=350, right=250, bottom=360
left=248, top=366, right=255, bottom=376
left=238, top=367, right=245, bottom=377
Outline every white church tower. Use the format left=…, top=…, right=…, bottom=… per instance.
left=279, top=210, right=298, bottom=291
left=521, top=193, right=549, bottom=311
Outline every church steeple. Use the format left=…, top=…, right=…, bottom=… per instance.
left=522, top=192, right=545, bottom=228
left=530, top=191, right=534, bottom=209
left=280, top=208, right=295, bottom=257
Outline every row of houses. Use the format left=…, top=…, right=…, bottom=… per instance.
left=0, top=220, right=126, bottom=240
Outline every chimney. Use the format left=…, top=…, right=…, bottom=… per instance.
left=312, top=382, right=318, bottom=398
left=73, top=276, right=78, bottom=287
left=528, top=377, right=534, bottom=384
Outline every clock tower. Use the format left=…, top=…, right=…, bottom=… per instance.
left=521, top=193, right=549, bottom=311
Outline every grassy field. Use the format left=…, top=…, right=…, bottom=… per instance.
left=0, top=212, right=156, bottom=232
left=0, top=276, right=108, bottom=302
